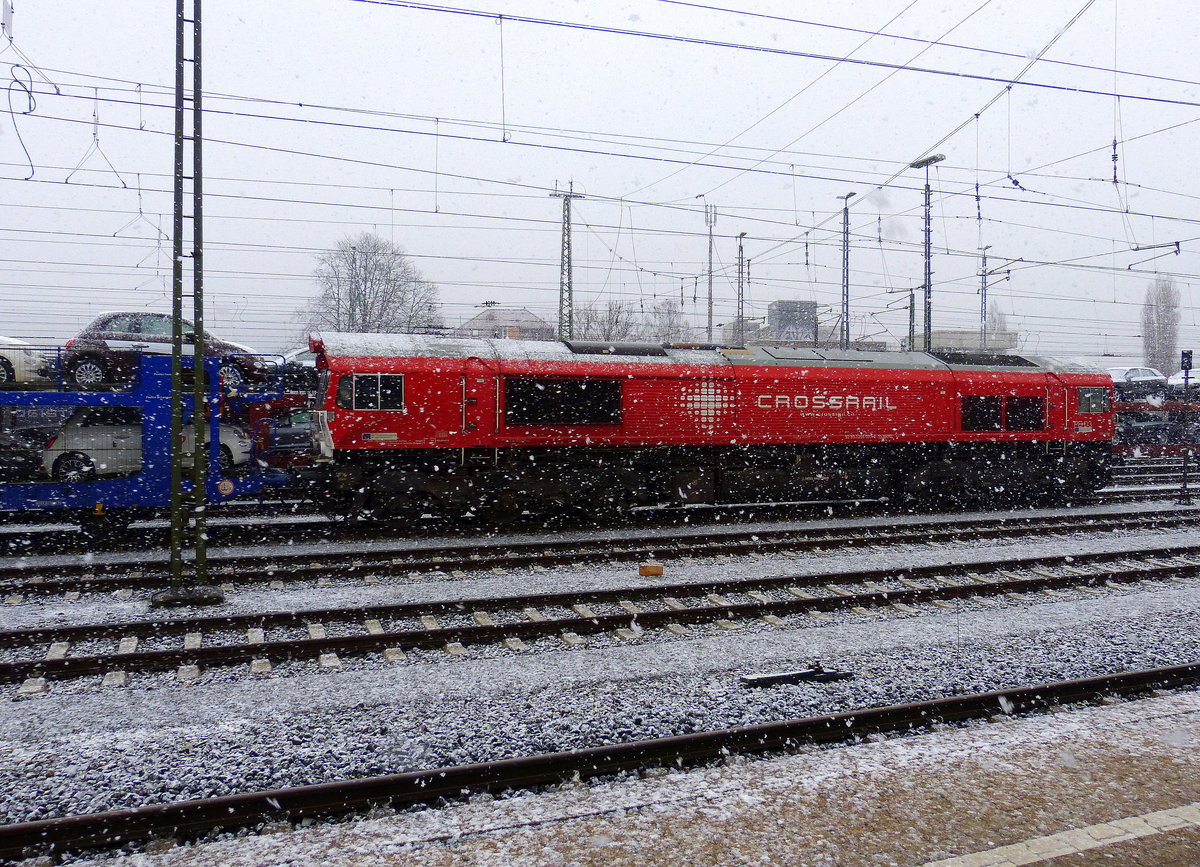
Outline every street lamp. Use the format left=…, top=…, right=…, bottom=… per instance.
left=909, top=153, right=945, bottom=352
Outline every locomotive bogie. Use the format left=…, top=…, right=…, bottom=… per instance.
left=316, top=439, right=1110, bottom=518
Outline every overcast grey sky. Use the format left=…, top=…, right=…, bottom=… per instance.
left=1, top=0, right=1197, bottom=364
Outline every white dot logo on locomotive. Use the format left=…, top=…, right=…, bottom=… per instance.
left=680, top=379, right=734, bottom=432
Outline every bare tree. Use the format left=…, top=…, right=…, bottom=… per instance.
left=575, top=301, right=645, bottom=341
left=643, top=300, right=692, bottom=343
left=1142, top=275, right=1180, bottom=372
left=986, top=298, right=1009, bottom=336
left=306, top=232, right=441, bottom=333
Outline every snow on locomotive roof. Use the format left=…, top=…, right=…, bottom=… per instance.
left=314, top=332, right=713, bottom=366
left=313, top=332, right=1102, bottom=374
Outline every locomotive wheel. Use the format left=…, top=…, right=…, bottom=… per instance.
left=591, top=480, right=636, bottom=518
left=478, top=490, right=524, bottom=523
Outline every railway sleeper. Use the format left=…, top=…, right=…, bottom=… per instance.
left=3, top=548, right=1198, bottom=655
left=0, top=568, right=1168, bottom=687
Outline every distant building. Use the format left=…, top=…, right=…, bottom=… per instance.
left=456, top=308, right=555, bottom=341
left=723, top=299, right=884, bottom=350
left=903, top=329, right=1020, bottom=352
left=767, top=300, right=820, bottom=343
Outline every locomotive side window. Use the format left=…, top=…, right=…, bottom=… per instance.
left=336, top=374, right=405, bottom=410
left=1005, top=396, right=1045, bottom=431
left=505, top=378, right=622, bottom=426
left=356, top=375, right=379, bottom=409
left=961, top=396, right=1002, bottom=431
left=1077, top=387, right=1110, bottom=414
left=378, top=376, right=405, bottom=410
left=335, top=375, right=353, bottom=409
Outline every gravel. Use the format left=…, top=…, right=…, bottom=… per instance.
left=3, top=574, right=1200, bottom=826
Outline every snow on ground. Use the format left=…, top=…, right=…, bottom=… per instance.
left=3, top=577, right=1200, bottom=827
left=4, top=500, right=1200, bottom=861
left=61, top=688, right=1200, bottom=866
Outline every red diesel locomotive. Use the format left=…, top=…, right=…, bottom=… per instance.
left=309, top=333, right=1114, bottom=516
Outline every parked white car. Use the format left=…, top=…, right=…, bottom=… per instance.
left=41, top=406, right=253, bottom=481
left=1166, top=369, right=1200, bottom=397
left=1106, top=366, right=1167, bottom=399
left=0, top=336, right=48, bottom=385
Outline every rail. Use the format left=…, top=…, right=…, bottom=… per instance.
left=2, top=664, right=1198, bottom=860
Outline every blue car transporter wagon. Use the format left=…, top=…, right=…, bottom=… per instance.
left=0, top=353, right=286, bottom=539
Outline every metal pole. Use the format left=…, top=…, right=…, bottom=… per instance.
left=705, top=203, right=716, bottom=343
left=909, top=288, right=916, bottom=351
left=189, top=0, right=208, bottom=584
left=908, top=154, right=944, bottom=353
left=838, top=192, right=854, bottom=350
left=167, top=0, right=187, bottom=591
left=735, top=232, right=746, bottom=346
left=1181, top=350, right=1193, bottom=505
left=980, top=245, right=990, bottom=350
left=347, top=245, right=358, bottom=331
left=155, top=0, right=219, bottom=607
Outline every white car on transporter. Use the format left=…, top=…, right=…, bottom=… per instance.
left=0, top=336, right=48, bottom=385
left=41, top=405, right=253, bottom=481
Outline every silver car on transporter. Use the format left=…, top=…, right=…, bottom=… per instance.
left=41, top=405, right=253, bottom=481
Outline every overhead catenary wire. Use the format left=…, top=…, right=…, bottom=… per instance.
left=644, top=0, right=1200, bottom=93
left=343, top=0, right=1200, bottom=112
left=624, top=0, right=924, bottom=197
left=17, top=106, right=1200, bottom=258
left=1, top=7, right=1194, bottom=361
left=697, top=0, right=997, bottom=198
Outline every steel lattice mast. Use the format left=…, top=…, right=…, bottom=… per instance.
left=551, top=182, right=583, bottom=341
left=157, top=0, right=218, bottom=606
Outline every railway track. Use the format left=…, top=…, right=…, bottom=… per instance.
left=3, top=663, right=1197, bottom=862
left=6, top=543, right=1200, bottom=690
left=1113, top=468, right=1191, bottom=485
left=2, top=504, right=1199, bottom=600
left=0, top=478, right=1183, bottom=557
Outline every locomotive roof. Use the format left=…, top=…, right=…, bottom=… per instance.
left=312, top=332, right=1102, bottom=375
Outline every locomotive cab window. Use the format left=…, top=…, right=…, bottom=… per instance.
left=505, top=377, right=622, bottom=426
left=335, top=374, right=405, bottom=410
left=961, top=396, right=1002, bottom=431
left=1005, top=396, right=1045, bottom=431
left=1077, top=387, right=1110, bottom=414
